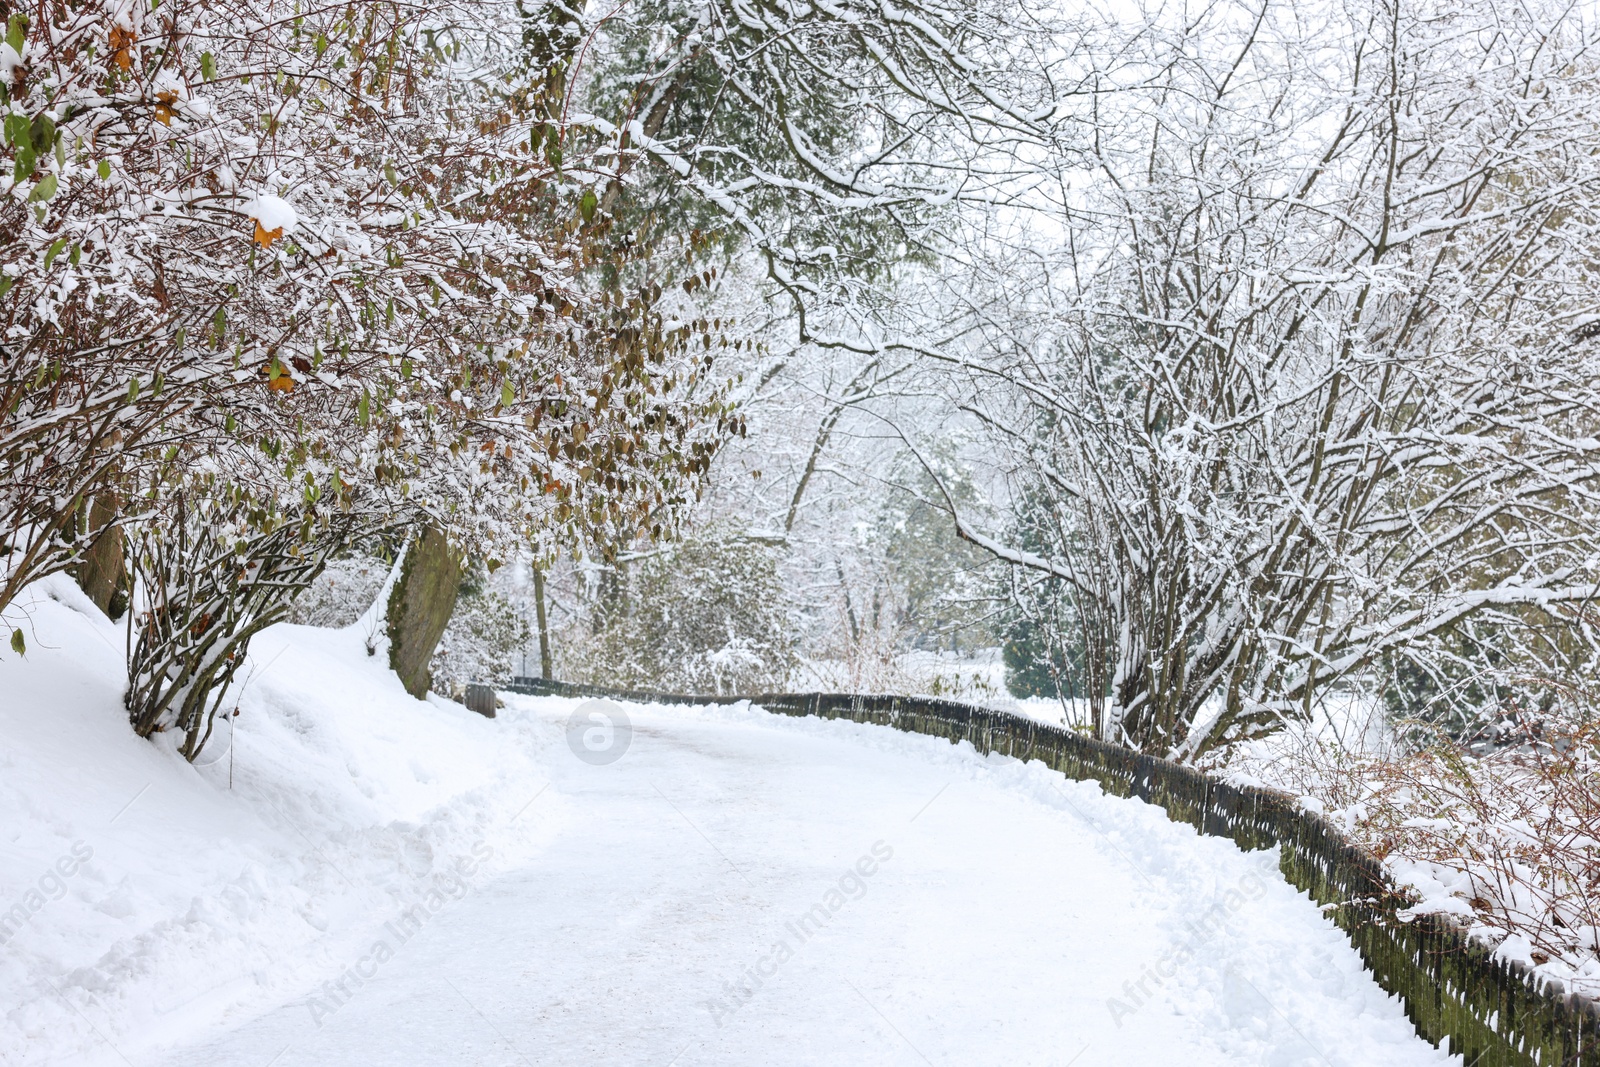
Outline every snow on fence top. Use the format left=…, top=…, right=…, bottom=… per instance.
left=503, top=676, right=1600, bottom=1067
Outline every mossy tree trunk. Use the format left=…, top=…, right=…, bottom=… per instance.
left=75, top=491, right=126, bottom=618
left=386, top=526, right=463, bottom=699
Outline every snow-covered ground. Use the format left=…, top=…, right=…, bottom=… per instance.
left=2, top=579, right=1455, bottom=1065
left=0, top=577, right=568, bottom=1066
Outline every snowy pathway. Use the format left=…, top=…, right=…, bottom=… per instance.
left=151, top=698, right=1453, bottom=1066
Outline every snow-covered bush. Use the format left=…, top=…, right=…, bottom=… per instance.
left=794, top=588, right=913, bottom=697
left=1220, top=720, right=1600, bottom=995
left=1374, top=615, right=1599, bottom=749
left=428, top=570, right=531, bottom=699
left=124, top=499, right=368, bottom=757
left=287, top=556, right=390, bottom=629
left=0, top=0, right=738, bottom=753
left=792, top=647, right=1008, bottom=704
left=561, top=528, right=796, bottom=695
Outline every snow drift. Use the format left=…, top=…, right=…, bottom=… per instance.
left=0, top=576, right=566, bottom=1065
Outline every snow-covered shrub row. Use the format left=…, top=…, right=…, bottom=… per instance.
left=287, top=557, right=391, bottom=630
left=0, top=0, right=739, bottom=754
left=428, top=574, right=531, bottom=699
left=789, top=648, right=1009, bottom=705
left=557, top=527, right=796, bottom=695
left=1219, top=722, right=1600, bottom=996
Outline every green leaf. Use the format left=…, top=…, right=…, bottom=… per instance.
left=97, top=158, right=110, bottom=180
left=30, top=113, right=53, bottom=153
left=357, top=389, right=370, bottom=426
left=384, top=161, right=397, bottom=186
left=9, top=629, right=23, bottom=656
left=27, top=172, right=57, bottom=203
left=501, top=381, right=515, bottom=407
left=579, top=188, right=597, bottom=223
left=127, top=378, right=140, bottom=403
left=42, top=236, right=66, bottom=268
left=13, top=146, right=34, bottom=184
left=6, top=14, right=27, bottom=55
left=200, top=51, right=216, bottom=81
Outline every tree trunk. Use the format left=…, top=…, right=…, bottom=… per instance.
left=595, top=562, right=626, bottom=634
left=533, top=567, right=552, bottom=679
left=75, top=491, right=125, bottom=618
left=385, top=526, right=463, bottom=699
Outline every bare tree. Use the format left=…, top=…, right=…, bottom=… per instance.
left=902, top=0, right=1600, bottom=756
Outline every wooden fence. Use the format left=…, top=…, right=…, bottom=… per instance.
left=500, top=677, right=1600, bottom=1065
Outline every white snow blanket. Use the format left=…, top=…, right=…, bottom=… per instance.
left=0, top=577, right=1455, bottom=1065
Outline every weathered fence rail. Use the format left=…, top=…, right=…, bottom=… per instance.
left=499, top=677, right=1600, bottom=1065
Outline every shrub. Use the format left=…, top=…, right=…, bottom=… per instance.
left=563, top=528, right=796, bottom=694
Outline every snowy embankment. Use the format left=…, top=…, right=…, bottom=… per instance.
left=3, top=579, right=1454, bottom=1065
left=0, top=577, right=567, bottom=1065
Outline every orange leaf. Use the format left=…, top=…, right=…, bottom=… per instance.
left=262, top=359, right=295, bottom=392
left=109, top=25, right=135, bottom=72
left=253, top=220, right=283, bottom=248
left=154, top=90, right=178, bottom=126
